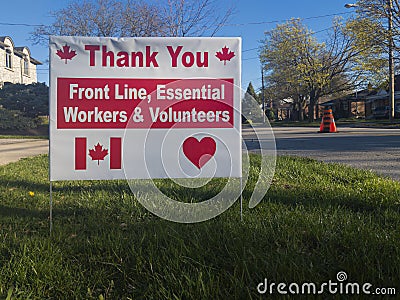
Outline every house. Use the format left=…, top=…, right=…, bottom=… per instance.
left=319, top=88, right=377, bottom=119
left=320, top=78, right=400, bottom=119
left=0, top=36, right=42, bottom=87
left=363, top=76, right=400, bottom=118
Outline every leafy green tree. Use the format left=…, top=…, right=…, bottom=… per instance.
left=260, top=18, right=365, bottom=121
left=345, top=1, right=392, bottom=86
left=348, top=0, right=400, bottom=50
left=242, top=82, right=263, bottom=123
left=260, top=19, right=312, bottom=120
left=245, top=82, right=259, bottom=103
left=0, top=83, right=49, bottom=118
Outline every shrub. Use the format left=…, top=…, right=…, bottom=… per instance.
left=267, top=110, right=275, bottom=121
left=0, top=82, right=48, bottom=118
left=0, top=108, right=38, bottom=130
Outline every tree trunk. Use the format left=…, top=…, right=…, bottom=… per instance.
left=308, top=104, right=314, bottom=122
left=299, top=105, right=304, bottom=121
left=308, top=89, right=318, bottom=122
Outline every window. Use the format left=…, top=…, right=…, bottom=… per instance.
left=23, top=58, right=29, bottom=76
left=5, top=49, right=12, bottom=69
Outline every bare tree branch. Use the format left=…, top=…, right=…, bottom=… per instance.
left=31, top=0, right=233, bottom=43
left=162, top=0, right=234, bottom=37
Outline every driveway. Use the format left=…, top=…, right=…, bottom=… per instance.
left=0, top=139, right=49, bottom=166
left=243, top=126, right=400, bottom=181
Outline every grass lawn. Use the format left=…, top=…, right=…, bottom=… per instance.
left=269, top=120, right=321, bottom=127
left=0, top=124, right=49, bottom=139
left=0, top=154, right=399, bottom=299
left=0, top=135, right=48, bottom=140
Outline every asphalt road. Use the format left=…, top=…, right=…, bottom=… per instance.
left=1, top=126, right=400, bottom=180
left=243, top=126, right=400, bottom=181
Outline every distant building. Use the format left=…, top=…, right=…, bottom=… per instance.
left=320, top=89, right=375, bottom=119
left=0, top=36, right=42, bottom=87
left=320, top=76, right=400, bottom=119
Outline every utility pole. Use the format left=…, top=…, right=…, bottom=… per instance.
left=261, top=67, right=265, bottom=124
left=388, top=0, right=395, bottom=122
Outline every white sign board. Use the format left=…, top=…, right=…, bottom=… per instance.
left=49, top=36, right=241, bottom=181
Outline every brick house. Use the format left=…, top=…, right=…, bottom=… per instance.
left=0, top=36, right=42, bottom=87
left=319, top=89, right=375, bottom=119
left=320, top=76, right=400, bottom=119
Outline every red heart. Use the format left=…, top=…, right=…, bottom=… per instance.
left=182, top=137, right=216, bottom=169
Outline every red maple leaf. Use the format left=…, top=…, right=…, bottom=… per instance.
left=88, top=143, right=108, bottom=165
left=56, top=45, right=77, bottom=64
left=215, top=46, right=235, bottom=65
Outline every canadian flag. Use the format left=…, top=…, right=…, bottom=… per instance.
left=74, top=137, right=122, bottom=170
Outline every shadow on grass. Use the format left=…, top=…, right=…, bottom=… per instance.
left=262, top=186, right=400, bottom=213
left=0, top=204, right=47, bottom=219
left=0, top=178, right=50, bottom=193
left=0, top=177, right=133, bottom=194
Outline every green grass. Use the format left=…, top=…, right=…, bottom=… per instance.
left=1, top=155, right=400, bottom=299
left=270, top=120, right=321, bottom=127
left=0, top=135, right=48, bottom=140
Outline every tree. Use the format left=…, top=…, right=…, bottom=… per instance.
left=260, top=18, right=366, bottom=121
left=162, top=0, right=233, bottom=37
left=260, top=19, right=321, bottom=121
left=242, top=82, right=263, bottom=123
left=348, top=0, right=400, bottom=51
left=31, top=0, right=233, bottom=43
left=32, top=0, right=128, bottom=44
left=245, top=82, right=259, bottom=103
left=122, top=1, right=165, bottom=37
left=344, top=0, right=400, bottom=91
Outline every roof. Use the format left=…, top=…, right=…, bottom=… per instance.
left=0, top=36, right=14, bottom=47
left=320, top=88, right=378, bottom=106
left=365, top=91, right=400, bottom=102
left=0, top=36, right=42, bottom=65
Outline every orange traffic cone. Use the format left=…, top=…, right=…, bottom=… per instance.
left=319, top=121, right=324, bottom=133
left=329, top=118, right=337, bottom=133
left=319, top=108, right=337, bottom=133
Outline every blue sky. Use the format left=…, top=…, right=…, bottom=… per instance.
left=1, top=0, right=353, bottom=92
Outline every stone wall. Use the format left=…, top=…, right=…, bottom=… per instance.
left=0, top=36, right=40, bottom=85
